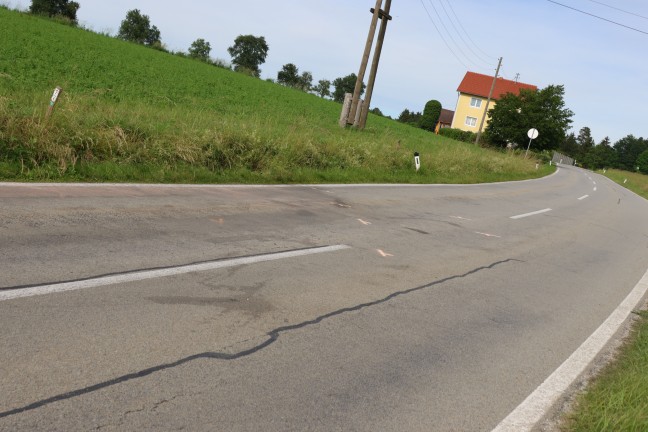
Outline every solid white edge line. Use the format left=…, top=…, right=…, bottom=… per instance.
left=510, top=208, right=552, bottom=220
left=491, top=267, right=648, bottom=432
left=578, top=195, right=589, bottom=201
left=0, top=168, right=561, bottom=189
left=0, top=245, right=351, bottom=301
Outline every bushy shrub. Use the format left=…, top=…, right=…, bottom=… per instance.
left=438, top=128, right=476, bottom=144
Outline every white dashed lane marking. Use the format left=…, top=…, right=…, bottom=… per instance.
left=510, top=209, right=552, bottom=220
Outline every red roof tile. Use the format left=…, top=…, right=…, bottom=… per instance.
left=457, top=72, right=537, bottom=100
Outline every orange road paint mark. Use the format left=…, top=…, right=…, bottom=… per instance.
left=358, top=219, right=372, bottom=225
left=211, top=218, right=225, bottom=225
left=377, top=249, right=394, bottom=257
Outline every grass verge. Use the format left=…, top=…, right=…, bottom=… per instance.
left=600, top=169, right=648, bottom=200
left=562, top=311, right=648, bottom=431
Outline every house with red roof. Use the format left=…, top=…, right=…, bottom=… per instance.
left=450, top=72, right=537, bottom=133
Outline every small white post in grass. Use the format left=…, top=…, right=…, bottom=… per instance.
left=535, top=163, right=539, bottom=170
left=550, top=161, right=552, bottom=166
left=46, top=86, right=62, bottom=118
left=603, top=169, right=607, bottom=173
left=414, top=152, right=421, bottom=172
left=624, top=179, right=628, bottom=184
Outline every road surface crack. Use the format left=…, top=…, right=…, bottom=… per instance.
left=0, top=258, right=521, bottom=419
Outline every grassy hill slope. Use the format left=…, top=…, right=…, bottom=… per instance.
left=0, top=7, right=551, bottom=183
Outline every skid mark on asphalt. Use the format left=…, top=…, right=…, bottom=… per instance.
left=0, top=258, right=522, bottom=419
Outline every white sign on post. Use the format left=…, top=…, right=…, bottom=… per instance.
left=525, top=128, right=539, bottom=158
left=414, top=152, right=421, bottom=172
left=51, top=87, right=62, bottom=105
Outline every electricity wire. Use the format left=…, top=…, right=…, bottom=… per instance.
left=424, top=0, right=477, bottom=68
left=546, top=0, right=648, bottom=35
left=436, top=0, right=495, bottom=68
left=420, top=0, right=493, bottom=71
left=418, top=0, right=470, bottom=69
left=441, top=0, right=498, bottom=62
left=583, top=0, right=648, bottom=21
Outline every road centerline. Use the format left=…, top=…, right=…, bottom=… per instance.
left=0, top=245, right=351, bottom=302
left=510, top=208, right=552, bottom=220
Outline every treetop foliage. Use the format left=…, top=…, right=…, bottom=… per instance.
left=276, top=63, right=312, bottom=92
left=30, top=0, right=79, bottom=23
left=486, top=85, right=573, bottom=152
left=332, top=74, right=365, bottom=103
left=118, top=9, right=161, bottom=47
left=188, top=38, right=211, bottom=62
left=420, top=100, right=442, bottom=132
left=227, top=35, right=269, bottom=78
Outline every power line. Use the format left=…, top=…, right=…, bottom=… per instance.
left=441, top=0, right=498, bottom=62
left=425, top=0, right=482, bottom=69
left=546, top=0, right=648, bottom=35
left=583, top=0, right=648, bottom=21
left=418, top=0, right=470, bottom=69
left=436, top=0, right=495, bottom=68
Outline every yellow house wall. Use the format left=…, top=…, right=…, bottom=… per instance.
left=450, top=93, right=497, bottom=132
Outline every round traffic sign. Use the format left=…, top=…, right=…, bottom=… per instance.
left=528, top=128, right=539, bottom=140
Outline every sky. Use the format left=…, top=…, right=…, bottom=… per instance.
left=10, top=0, right=648, bottom=143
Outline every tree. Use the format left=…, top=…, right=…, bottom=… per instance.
left=614, top=135, right=648, bottom=171
left=398, top=109, right=422, bottom=126
left=637, top=149, right=648, bottom=174
left=420, top=100, right=442, bottom=132
left=575, top=126, right=595, bottom=161
left=370, top=107, right=384, bottom=117
left=118, top=9, right=161, bottom=47
left=277, top=63, right=300, bottom=87
left=332, top=74, right=365, bottom=103
left=559, top=132, right=579, bottom=158
left=30, top=0, right=79, bottom=22
left=585, top=136, right=617, bottom=169
left=485, top=85, right=573, bottom=152
left=297, top=71, right=313, bottom=92
left=188, top=38, right=211, bottom=62
left=314, top=79, right=331, bottom=99
left=227, top=35, right=269, bottom=78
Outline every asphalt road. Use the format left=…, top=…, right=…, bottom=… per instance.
left=1, top=166, right=648, bottom=431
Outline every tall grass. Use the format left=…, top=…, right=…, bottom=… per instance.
left=0, top=7, right=549, bottom=183
left=564, top=312, right=648, bottom=431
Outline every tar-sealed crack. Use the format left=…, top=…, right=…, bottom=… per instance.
left=0, top=258, right=521, bottom=419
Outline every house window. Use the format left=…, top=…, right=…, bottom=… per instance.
left=465, top=116, right=477, bottom=127
left=470, top=97, right=482, bottom=108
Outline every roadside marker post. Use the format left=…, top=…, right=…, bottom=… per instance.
left=46, top=86, right=62, bottom=118
left=414, top=152, right=421, bottom=172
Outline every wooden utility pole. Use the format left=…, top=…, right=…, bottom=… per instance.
left=475, top=57, right=502, bottom=146
left=358, top=0, right=392, bottom=129
left=347, top=0, right=383, bottom=126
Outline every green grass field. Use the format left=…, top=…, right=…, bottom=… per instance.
left=0, top=7, right=551, bottom=183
